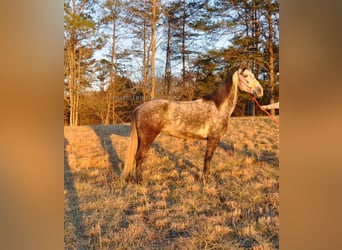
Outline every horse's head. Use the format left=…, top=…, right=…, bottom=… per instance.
left=236, top=67, right=263, bottom=98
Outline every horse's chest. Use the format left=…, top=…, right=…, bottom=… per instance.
left=208, top=116, right=229, bottom=136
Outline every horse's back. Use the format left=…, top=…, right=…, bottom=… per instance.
left=163, top=99, right=216, bottom=139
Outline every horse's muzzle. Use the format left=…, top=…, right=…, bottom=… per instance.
left=253, top=86, right=263, bottom=97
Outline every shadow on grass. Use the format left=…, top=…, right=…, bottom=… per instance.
left=219, top=141, right=279, bottom=168
left=219, top=141, right=256, bottom=158
left=64, top=138, right=87, bottom=249
left=152, top=142, right=201, bottom=181
left=259, top=150, right=279, bottom=168
left=92, top=124, right=130, bottom=177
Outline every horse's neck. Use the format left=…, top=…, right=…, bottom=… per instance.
left=221, top=77, right=238, bottom=117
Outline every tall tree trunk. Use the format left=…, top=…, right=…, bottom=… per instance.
left=68, top=32, right=76, bottom=126
left=105, top=92, right=111, bottom=124
left=181, top=0, right=186, bottom=94
left=164, top=16, right=171, bottom=95
left=75, top=48, right=81, bottom=126
left=250, top=0, right=260, bottom=116
left=142, top=18, right=148, bottom=102
left=267, top=0, right=276, bottom=116
left=150, top=0, right=157, bottom=100
left=69, top=0, right=77, bottom=126
left=242, top=4, right=251, bottom=116
left=110, top=11, right=117, bottom=124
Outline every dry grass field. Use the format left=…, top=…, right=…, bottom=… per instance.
left=64, top=117, right=279, bottom=249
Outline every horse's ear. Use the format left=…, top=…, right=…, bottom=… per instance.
left=239, top=61, right=249, bottom=72
left=239, top=61, right=249, bottom=69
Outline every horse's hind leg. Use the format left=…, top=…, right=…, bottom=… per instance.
left=135, top=129, right=160, bottom=183
left=202, top=136, right=220, bottom=182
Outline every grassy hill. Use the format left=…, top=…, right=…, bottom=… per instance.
left=64, top=117, right=279, bottom=249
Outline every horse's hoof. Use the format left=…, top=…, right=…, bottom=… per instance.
left=135, top=177, right=143, bottom=184
left=200, top=173, right=208, bottom=185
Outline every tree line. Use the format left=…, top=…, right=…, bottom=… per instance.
left=64, top=0, right=279, bottom=126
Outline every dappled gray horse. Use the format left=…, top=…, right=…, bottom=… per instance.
left=123, top=65, right=263, bottom=183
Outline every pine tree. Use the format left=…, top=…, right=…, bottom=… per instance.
left=64, top=0, right=97, bottom=126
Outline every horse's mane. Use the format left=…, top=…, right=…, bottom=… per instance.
left=202, top=70, right=235, bottom=109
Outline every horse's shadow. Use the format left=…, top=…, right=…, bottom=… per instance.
left=91, top=124, right=196, bottom=181
left=91, top=124, right=278, bottom=183
left=219, top=141, right=279, bottom=168
left=92, top=124, right=130, bottom=177
left=64, top=138, right=87, bottom=249
left=259, top=150, right=279, bottom=168
left=219, top=141, right=235, bottom=154
left=152, top=142, right=201, bottom=181
left=152, top=139, right=256, bottom=182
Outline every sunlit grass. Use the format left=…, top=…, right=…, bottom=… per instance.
left=64, top=116, right=279, bottom=249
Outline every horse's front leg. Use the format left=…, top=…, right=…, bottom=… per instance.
left=202, top=136, right=220, bottom=182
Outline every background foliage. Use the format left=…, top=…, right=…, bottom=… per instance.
left=64, top=0, right=279, bottom=126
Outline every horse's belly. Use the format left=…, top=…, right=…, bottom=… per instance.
left=162, top=123, right=209, bottom=140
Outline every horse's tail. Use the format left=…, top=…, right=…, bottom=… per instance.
left=122, top=113, right=138, bottom=182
